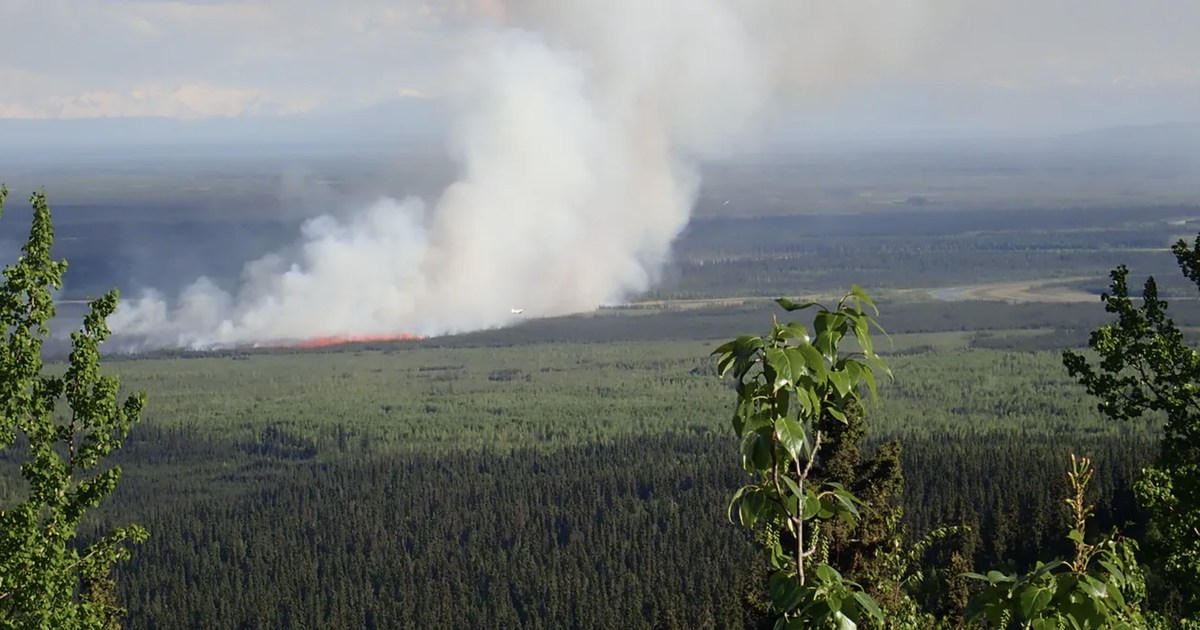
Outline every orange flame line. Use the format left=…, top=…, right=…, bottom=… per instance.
left=285, top=334, right=424, bottom=349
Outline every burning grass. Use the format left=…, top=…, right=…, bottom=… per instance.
left=284, top=334, right=426, bottom=349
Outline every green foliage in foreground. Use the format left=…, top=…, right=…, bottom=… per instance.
left=1065, top=235, right=1200, bottom=616
left=719, top=288, right=1168, bottom=629
left=965, top=455, right=1154, bottom=629
left=0, top=186, right=146, bottom=629
left=715, top=288, right=893, bottom=627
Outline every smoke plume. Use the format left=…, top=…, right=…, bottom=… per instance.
left=110, top=0, right=937, bottom=350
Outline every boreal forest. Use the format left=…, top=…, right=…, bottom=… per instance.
left=4, top=142, right=1200, bottom=630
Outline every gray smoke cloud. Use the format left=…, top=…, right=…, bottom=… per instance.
left=109, top=0, right=938, bottom=350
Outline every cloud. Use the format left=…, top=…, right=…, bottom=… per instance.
left=0, top=82, right=320, bottom=120
left=918, top=0, right=1200, bottom=89
left=1, top=0, right=1200, bottom=122
left=0, top=0, right=461, bottom=117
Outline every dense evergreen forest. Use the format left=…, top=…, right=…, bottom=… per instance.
left=4, top=180, right=1200, bottom=627
left=84, top=431, right=1152, bottom=629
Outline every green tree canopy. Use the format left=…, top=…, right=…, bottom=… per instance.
left=1064, top=235, right=1200, bottom=614
left=0, top=185, right=147, bottom=629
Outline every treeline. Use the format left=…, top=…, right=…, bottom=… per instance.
left=677, top=205, right=1193, bottom=253
left=80, top=429, right=1155, bottom=629
left=652, top=249, right=1177, bottom=300
left=116, top=298, right=1200, bottom=361
left=42, top=200, right=1198, bottom=303
left=639, top=205, right=1198, bottom=299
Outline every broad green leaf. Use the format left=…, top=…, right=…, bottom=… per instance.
left=786, top=493, right=800, bottom=518
left=1105, top=578, right=1126, bottom=609
left=728, top=486, right=751, bottom=524
left=1053, top=573, right=1078, bottom=599
left=859, top=364, right=878, bottom=402
left=851, top=285, right=878, bottom=316
left=867, top=315, right=891, bottom=342
left=716, top=353, right=735, bottom=377
left=751, top=433, right=773, bottom=471
left=782, top=475, right=802, bottom=500
left=745, top=410, right=773, bottom=434
left=806, top=389, right=822, bottom=419
left=711, top=340, right=736, bottom=356
left=728, top=335, right=765, bottom=379
left=802, top=494, right=821, bottom=520
left=963, top=594, right=987, bottom=621
left=734, top=334, right=765, bottom=353
left=841, top=359, right=860, bottom=378
left=797, top=344, right=828, bottom=383
left=832, top=490, right=860, bottom=519
left=852, top=592, right=884, bottom=623
left=816, top=564, right=842, bottom=584
left=768, top=571, right=804, bottom=613
left=741, top=488, right=766, bottom=529
left=778, top=322, right=810, bottom=344
left=776, top=298, right=818, bottom=312
left=1097, top=560, right=1125, bottom=587
left=852, top=316, right=873, bottom=357
left=828, top=406, right=848, bottom=424
left=738, top=489, right=754, bottom=527
left=1028, top=560, right=1064, bottom=581
left=1062, top=597, right=1107, bottom=630
left=828, top=370, right=852, bottom=397
left=794, top=386, right=814, bottom=417
left=775, top=415, right=807, bottom=462
left=987, top=570, right=1014, bottom=584
left=1079, top=575, right=1107, bottom=599
left=766, top=347, right=806, bottom=392
left=872, top=355, right=893, bottom=381
left=815, top=331, right=837, bottom=362
left=1019, top=586, right=1053, bottom=618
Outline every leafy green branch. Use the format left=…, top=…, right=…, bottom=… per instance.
left=713, top=286, right=892, bottom=628
left=0, top=186, right=147, bottom=630
left=1064, top=235, right=1200, bottom=614
left=964, top=455, right=1154, bottom=630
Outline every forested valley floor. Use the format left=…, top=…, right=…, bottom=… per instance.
left=10, top=299, right=1170, bottom=629
left=5, top=161, right=1199, bottom=627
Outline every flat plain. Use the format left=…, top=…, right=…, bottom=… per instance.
left=3, top=140, right=1198, bottom=628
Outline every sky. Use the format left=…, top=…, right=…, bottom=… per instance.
left=2, top=0, right=1200, bottom=137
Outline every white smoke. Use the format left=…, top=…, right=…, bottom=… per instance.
left=109, top=0, right=938, bottom=350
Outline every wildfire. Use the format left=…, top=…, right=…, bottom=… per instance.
left=279, top=334, right=425, bottom=349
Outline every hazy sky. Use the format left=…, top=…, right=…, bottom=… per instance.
left=2, top=0, right=1199, bottom=134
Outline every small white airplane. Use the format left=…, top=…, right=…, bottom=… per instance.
left=511, top=308, right=524, bottom=315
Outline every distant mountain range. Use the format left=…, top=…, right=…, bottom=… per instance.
left=0, top=98, right=452, bottom=155
left=1053, top=122, right=1200, bottom=153
left=2, top=94, right=1199, bottom=160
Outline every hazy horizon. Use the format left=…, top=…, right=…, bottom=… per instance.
left=4, top=0, right=1200, bottom=154
left=6, top=0, right=1200, bottom=350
